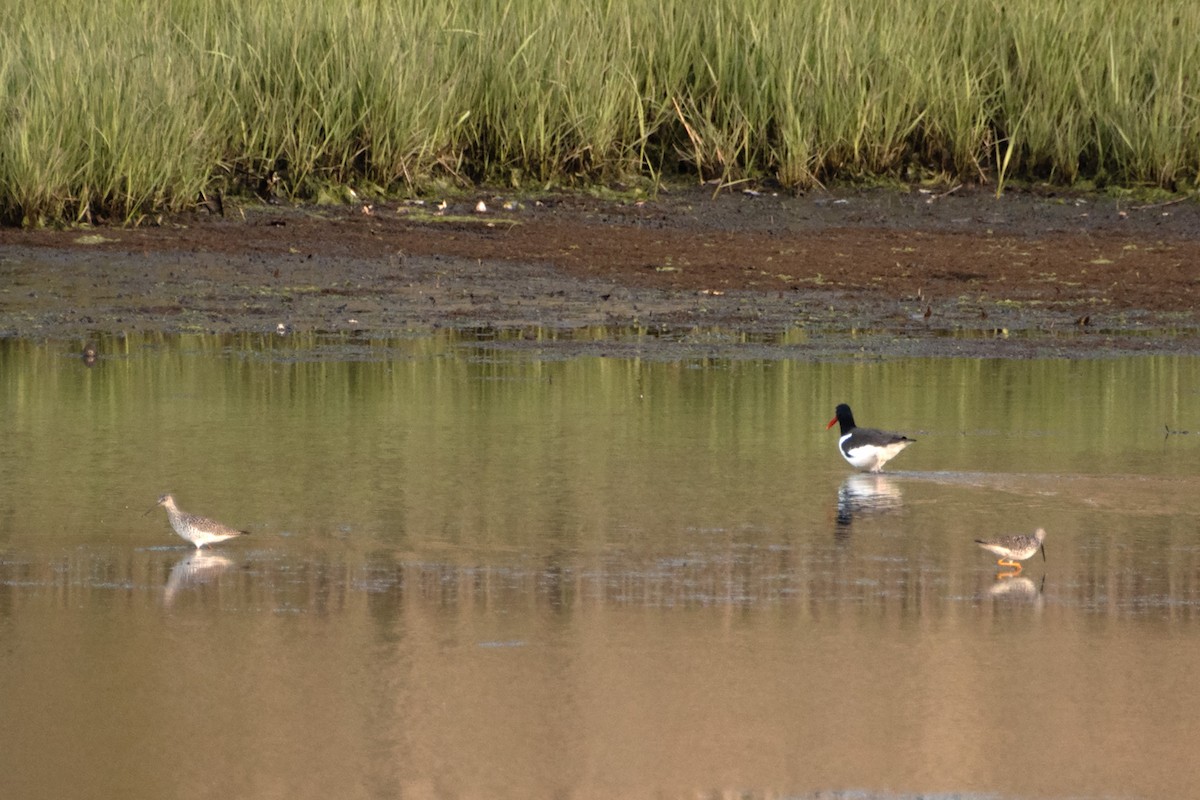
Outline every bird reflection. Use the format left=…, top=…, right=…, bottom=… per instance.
left=836, top=473, right=903, bottom=529
left=987, top=575, right=1045, bottom=604
left=164, top=551, right=233, bottom=606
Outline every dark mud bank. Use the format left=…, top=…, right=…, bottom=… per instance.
left=3, top=185, right=1199, bottom=358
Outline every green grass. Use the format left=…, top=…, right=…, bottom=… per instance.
left=2, top=0, right=1199, bottom=224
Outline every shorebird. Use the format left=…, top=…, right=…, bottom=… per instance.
left=146, top=494, right=250, bottom=549
left=826, top=403, right=915, bottom=472
left=975, top=528, right=1047, bottom=573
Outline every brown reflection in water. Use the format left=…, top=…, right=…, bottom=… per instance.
left=3, top=545, right=1200, bottom=799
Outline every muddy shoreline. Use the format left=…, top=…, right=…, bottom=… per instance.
left=2, top=184, right=1199, bottom=358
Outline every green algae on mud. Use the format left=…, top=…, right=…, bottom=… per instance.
left=2, top=186, right=1200, bottom=359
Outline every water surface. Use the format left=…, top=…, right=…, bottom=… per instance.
left=2, top=332, right=1199, bottom=799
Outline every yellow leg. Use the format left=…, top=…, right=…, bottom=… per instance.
left=995, top=558, right=1022, bottom=572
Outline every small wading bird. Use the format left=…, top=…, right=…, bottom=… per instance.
left=826, top=403, right=915, bottom=473
left=975, top=528, right=1047, bottom=574
left=146, top=494, right=250, bottom=549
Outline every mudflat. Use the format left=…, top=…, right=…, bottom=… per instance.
left=2, top=184, right=1199, bottom=357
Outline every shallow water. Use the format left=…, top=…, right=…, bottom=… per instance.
left=2, top=332, right=1199, bottom=799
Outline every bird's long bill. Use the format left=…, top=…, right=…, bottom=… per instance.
left=826, top=416, right=838, bottom=430
left=1040, top=544, right=1047, bottom=561
left=142, top=504, right=159, bottom=517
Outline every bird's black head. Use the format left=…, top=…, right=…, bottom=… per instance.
left=827, top=403, right=856, bottom=433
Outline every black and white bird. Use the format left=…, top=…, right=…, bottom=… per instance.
left=826, top=403, right=914, bottom=472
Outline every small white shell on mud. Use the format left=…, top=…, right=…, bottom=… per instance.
left=475, top=200, right=488, bottom=213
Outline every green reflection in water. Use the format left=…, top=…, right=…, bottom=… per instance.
left=1, top=330, right=1198, bottom=583
left=2, top=331, right=1198, bottom=549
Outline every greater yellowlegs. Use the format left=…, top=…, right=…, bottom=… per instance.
left=146, top=494, right=250, bottom=549
left=975, top=528, right=1047, bottom=573
left=827, top=403, right=915, bottom=473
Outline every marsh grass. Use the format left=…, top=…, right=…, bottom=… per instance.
left=2, top=0, right=1199, bottom=223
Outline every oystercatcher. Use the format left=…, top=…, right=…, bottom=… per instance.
left=975, top=528, right=1047, bottom=573
left=826, top=403, right=914, bottom=472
